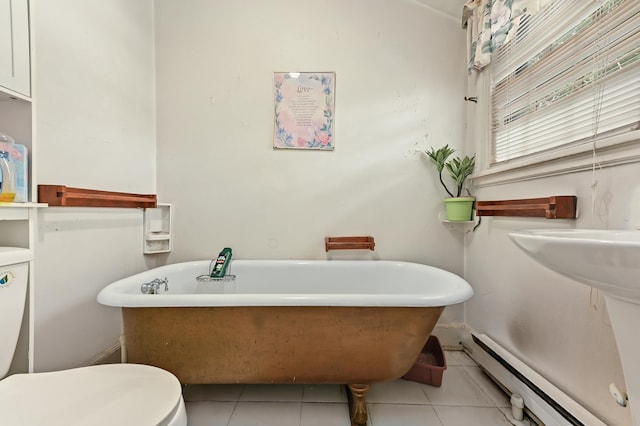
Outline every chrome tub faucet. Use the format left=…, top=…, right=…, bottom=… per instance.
left=140, top=277, right=168, bottom=294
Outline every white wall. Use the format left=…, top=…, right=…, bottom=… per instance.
left=465, top=162, right=639, bottom=425
left=22, top=0, right=468, bottom=372
left=32, top=0, right=156, bottom=371
left=33, top=1, right=156, bottom=193
left=154, top=0, right=469, bottom=329
left=18, top=2, right=640, bottom=423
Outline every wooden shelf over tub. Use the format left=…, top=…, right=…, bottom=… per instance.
left=325, top=236, right=375, bottom=252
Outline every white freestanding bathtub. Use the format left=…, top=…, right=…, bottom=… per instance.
left=98, top=259, right=473, bottom=425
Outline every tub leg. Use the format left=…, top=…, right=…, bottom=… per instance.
left=347, top=384, right=370, bottom=426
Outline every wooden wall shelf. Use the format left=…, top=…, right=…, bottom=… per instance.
left=476, top=196, right=577, bottom=219
left=325, top=236, right=375, bottom=252
left=38, top=185, right=157, bottom=208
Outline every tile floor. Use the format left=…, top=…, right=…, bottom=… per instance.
left=184, top=351, right=518, bottom=426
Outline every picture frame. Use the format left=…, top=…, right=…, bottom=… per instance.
left=273, top=72, right=335, bottom=150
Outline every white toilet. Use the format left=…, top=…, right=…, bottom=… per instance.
left=0, top=247, right=187, bottom=426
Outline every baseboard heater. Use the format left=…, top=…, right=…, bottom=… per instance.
left=469, top=333, right=607, bottom=426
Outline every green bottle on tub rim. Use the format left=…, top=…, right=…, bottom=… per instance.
left=210, top=247, right=232, bottom=278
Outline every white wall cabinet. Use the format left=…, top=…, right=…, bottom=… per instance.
left=0, top=0, right=30, bottom=97
left=0, top=0, right=36, bottom=374
left=0, top=205, right=43, bottom=375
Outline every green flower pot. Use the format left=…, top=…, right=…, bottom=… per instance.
left=444, top=197, right=475, bottom=221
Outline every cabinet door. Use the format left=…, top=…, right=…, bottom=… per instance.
left=0, top=0, right=30, bottom=97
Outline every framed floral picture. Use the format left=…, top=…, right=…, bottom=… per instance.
left=273, top=72, right=335, bottom=150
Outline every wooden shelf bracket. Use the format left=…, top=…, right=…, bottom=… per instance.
left=38, top=185, right=157, bottom=209
left=475, top=196, right=577, bottom=219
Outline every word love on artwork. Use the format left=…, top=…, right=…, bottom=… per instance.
left=273, top=71, right=335, bottom=150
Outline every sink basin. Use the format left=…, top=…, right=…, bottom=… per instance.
left=509, top=229, right=640, bottom=424
left=509, top=229, right=640, bottom=303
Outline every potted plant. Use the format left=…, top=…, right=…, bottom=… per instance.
left=425, top=145, right=475, bottom=221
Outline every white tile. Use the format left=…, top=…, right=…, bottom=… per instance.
left=367, top=403, right=443, bottom=426
left=421, top=366, right=494, bottom=407
left=444, top=351, right=461, bottom=366
left=300, top=403, right=351, bottom=426
left=499, top=407, right=540, bottom=425
left=463, top=365, right=511, bottom=408
left=303, top=384, right=348, bottom=402
left=447, top=350, right=477, bottom=366
left=366, top=380, right=430, bottom=404
left=434, top=406, right=512, bottom=426
left=186, top=401, right=236, bottom=426
left=183, top=384, right=245, bottom=402
left=240, top=384, right=304, bottom=402
left=228, top=402, right=301, bottom=426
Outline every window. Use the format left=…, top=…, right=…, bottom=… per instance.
left=486, top=0, right=640, bottom=174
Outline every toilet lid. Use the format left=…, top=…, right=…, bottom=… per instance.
left=0, top=363, right=183, bottom=426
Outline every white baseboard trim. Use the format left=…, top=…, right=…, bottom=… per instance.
left=461, top=329, right=607, bottom=426
left=87, top=341, right=121, bottom=366
left=433, top=322, right=468, bottom=350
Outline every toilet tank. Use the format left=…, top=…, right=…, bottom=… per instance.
left=0, top=247, right=33, bottom=378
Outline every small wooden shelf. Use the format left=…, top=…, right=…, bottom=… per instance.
left=325, top=236, right=375, bottom=252
left=476, top=196, right=577, bottom=219
left=38, top=185, right=157, bottom=209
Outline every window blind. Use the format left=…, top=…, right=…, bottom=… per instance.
left=490, top=0, right=640, bottom=164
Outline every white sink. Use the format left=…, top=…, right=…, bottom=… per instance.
left=509, top=229, right=640, bottom=424
left=509, top=229, right=640, bottom=303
